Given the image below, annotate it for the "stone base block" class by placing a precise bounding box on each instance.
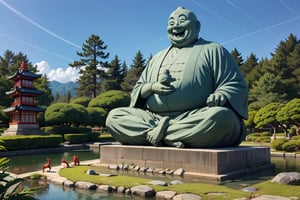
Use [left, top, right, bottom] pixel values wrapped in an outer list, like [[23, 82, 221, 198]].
[[3, 124, 44, 135], [100, 145, 274, 181]]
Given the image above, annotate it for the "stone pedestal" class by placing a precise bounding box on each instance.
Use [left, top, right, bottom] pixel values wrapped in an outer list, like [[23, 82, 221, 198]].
[[3, 124, 44, 135], [100, 145, 274, 181]]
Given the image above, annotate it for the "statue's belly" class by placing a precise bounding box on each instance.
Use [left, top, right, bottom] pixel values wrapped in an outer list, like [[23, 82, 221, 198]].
[[146, 84, 210, 113]]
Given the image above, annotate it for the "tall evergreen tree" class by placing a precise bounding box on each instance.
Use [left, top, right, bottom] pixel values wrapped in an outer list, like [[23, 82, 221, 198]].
[[249, 72, 287, 110], [101, 55, 125, 92], [231, 48, 244, 68], [121, 50, 146, 92], [35, 74, 54, 107], [269, 33, 299, 100], [286, 42, 300, 98], [242, 53, 259, 87], [70, 34, 109, 98]]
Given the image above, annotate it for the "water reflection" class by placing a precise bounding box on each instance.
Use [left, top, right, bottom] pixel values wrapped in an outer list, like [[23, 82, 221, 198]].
[[29, 180, 147, 200], [7, 149, 99, 174]]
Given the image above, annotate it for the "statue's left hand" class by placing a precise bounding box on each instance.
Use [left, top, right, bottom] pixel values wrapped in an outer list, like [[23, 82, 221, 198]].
[[206, 93, 227, 107]]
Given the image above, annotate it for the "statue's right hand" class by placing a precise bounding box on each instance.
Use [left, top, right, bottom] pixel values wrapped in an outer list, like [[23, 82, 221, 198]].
[[151, 82, 175, 95]]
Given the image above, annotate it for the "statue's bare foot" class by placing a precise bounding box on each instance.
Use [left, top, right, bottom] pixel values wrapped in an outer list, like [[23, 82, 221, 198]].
[[147, 117, 170, 146], [174, 141, 185, 148]]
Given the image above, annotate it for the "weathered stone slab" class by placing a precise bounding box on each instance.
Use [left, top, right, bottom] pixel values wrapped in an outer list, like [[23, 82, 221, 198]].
[[75, 181, 97, 190], [173, 193, 201, 200], [156, 190, 177, 199], [130, 185, 155, 197], [100, 145, 274, 181]]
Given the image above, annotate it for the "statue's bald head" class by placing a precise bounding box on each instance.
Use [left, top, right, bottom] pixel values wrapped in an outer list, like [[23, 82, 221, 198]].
[[167, 7, 201, 47]]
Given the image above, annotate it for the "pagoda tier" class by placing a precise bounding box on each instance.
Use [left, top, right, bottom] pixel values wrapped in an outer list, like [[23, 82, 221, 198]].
[[3, 61, 45, 135]]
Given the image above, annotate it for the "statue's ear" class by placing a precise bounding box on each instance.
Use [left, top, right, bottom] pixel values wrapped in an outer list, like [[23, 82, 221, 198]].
[[196, 20, 201, 33]]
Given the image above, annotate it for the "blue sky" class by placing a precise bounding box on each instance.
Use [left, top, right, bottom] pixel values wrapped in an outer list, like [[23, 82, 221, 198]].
[[0, 0, 299, 83]]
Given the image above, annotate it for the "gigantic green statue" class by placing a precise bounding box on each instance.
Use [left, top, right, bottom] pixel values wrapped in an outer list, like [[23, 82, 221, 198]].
[[106, 7, 248, 148]]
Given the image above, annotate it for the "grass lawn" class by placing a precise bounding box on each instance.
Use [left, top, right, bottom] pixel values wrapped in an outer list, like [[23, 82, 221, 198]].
[[59, 166, 300, 200]]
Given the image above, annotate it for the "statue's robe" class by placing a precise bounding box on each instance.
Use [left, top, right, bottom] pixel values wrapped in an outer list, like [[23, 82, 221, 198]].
[[106, 38, 248, 147]]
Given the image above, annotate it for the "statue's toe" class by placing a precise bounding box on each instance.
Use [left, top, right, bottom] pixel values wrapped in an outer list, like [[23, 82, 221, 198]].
[[174, 141, 185, 148]]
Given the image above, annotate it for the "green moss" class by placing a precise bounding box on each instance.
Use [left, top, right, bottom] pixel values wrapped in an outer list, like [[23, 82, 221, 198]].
[[59, 166, 248, 199], [59, 166, 300, 199], [253, 181, 300, 197], [59, 166, 151, 188]]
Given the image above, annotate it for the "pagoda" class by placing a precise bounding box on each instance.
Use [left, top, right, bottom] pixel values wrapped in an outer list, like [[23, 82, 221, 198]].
[[3, 61, 45, 135]]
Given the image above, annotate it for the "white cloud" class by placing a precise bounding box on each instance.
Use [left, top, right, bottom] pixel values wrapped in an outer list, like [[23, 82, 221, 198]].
[[35, 60, 79, 83]]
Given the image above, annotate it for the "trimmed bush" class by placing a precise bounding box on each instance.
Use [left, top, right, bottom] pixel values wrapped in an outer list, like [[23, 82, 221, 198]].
[[64, 134, 88, 144], [282, 140, 298, 152], [86, 131, 100, 142], [43, 126, 91, 135], [291, 136, 300, 140], [271, 138, 289, 150], [246, 133, 270, 143], [0, 135, 63, 151], [261, 132, 271, 136]]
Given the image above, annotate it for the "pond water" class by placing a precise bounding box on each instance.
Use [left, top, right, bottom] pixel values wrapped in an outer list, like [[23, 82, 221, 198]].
[[5, 148, 300, 199], [7, 149, 99, 174], [30, 180, 144, 200]]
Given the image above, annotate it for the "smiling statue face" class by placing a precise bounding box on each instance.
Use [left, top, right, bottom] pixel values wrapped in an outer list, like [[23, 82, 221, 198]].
[[167, 7, 200, 48]]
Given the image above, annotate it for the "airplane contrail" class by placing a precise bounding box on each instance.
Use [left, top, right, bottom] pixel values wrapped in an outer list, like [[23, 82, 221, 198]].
[[221, 15, 300, 45], [0, 32, 74, 62], [0, 0, 81, 49], [280, 0, 299, 17], [226, 0, 281, 40], [190, 0, 245, 33]]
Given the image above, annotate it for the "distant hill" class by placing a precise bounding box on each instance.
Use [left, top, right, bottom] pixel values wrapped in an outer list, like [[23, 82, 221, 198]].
[[49, 81, 78, 97]]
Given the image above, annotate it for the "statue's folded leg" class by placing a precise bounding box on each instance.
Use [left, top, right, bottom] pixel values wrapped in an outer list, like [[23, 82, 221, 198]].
[[106, 107, 155, 145], [163, 107, 244, 148]]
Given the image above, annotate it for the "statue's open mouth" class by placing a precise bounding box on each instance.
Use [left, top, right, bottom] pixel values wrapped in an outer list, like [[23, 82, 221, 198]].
[[174, 30, 185, 37]]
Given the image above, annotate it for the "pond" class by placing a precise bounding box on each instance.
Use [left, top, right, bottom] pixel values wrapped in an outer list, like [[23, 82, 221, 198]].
[[30, 180, 144, 200], [5, 148, 300, 199], [7, 149, 100, 174]]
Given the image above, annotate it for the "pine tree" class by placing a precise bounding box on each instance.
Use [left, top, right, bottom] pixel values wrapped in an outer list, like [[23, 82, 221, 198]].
[[287, 42, 300, 98], [121, 50, 146, 92], [242, 53, 259, 87], [35, 74, 54, 106], [101, 55, 126, 92], [269, 33, 299, 100], [249, 72, 287, 110], [231, 48, 244, 67], [70, 34, 109, 98]]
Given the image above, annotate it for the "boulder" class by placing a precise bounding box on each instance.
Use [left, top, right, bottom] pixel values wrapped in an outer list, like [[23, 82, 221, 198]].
[[130, 185, 155, 197], [75, 181, 97, 190], [156, 190, 176, 199], [271, 172, 300, 185], [173, 193, 201, 200]]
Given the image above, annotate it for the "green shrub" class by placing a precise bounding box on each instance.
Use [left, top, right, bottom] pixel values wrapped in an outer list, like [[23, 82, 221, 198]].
[[254, 136, 270, 143], [271, 138, 289, 150], [43, 126, 91, 135], [0, 135, 63, 151], [261, 131, 271, 136], [282, 140, 298, 152], [295, 139, 300, 148], [64, 134, 88, 144], [246, 133, 270, 143], [86, 131, 100, 142], [291, 136, 300, 140]]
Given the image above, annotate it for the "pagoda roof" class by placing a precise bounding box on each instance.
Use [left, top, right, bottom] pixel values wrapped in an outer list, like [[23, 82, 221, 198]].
[[6, 87, 44, 96], [3, 105, 45, 113], [8, 69, 42, 80]]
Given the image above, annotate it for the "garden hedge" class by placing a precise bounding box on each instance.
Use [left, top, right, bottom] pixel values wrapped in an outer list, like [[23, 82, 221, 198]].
[[64, 134, 88, 144], [0, 135, 63, 151]]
